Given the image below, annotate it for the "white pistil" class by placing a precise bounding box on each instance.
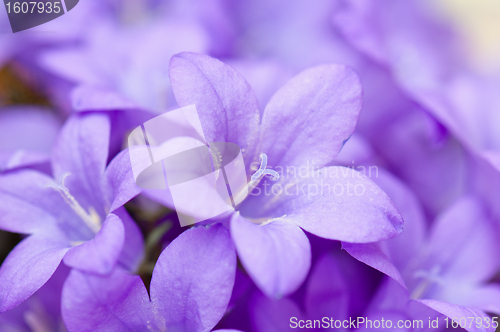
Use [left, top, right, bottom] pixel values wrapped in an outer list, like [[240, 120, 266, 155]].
[[251, 153, 280, 182], [46, 173, 102, 234], [232, 153, 280, 206]]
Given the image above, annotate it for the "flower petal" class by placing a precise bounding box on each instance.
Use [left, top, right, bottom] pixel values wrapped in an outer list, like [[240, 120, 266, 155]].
[[0, 236, 69, 312], [416, 299, 494, 332], [169, 52, 261, 167], [259, 64, 362, 168], [71, 85, 140, 111], [342, 171, 427, 288], [63, 214, 125, 275], [0, 170, 60, 234], [62, 268, 152, 332], [103, 149, 142, 213], [459, 284, 500, 316], [425, 196, 500, 286], [51, 112, 110, 216], [245, 166, 403, 243], [0, 106, 61, 172], [114, 208, 145, 273], [342, 242, 406, 289], [150, 223, 236, 332], [250, 292, 305, 332], [230, 214, 311, 298], [305, 254, 348, 321]]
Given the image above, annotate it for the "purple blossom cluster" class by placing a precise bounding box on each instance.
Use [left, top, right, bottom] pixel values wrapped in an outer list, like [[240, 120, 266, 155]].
[[1, 0, 500, 331]]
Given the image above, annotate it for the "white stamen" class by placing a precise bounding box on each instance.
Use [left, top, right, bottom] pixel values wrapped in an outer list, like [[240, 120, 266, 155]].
[[46, 173, 101, 234]]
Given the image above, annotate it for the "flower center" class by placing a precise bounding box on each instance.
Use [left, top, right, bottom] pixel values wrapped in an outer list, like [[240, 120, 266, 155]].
[[410, 265, 443, 299], [47, 174, 102, 235]]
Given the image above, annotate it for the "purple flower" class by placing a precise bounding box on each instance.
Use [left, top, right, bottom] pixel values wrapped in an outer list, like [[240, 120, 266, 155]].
[[0, 112, 143, 312], [144, 52, 403, 298], [359, 278, 460, 332], [333, 0, 500, 176], [343, 172, 500, 331], [61, 223, 238, 332]]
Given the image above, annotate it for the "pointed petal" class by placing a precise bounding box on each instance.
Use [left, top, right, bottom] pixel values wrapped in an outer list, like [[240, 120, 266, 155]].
[[342, 242, 406, 289], [62, 268, 152, 332], [245, 166, 403, 243], [0, 236, 69, 312], [63, 214, 124, 275], [51, 113, 110, 215], [259, 64, 362, 168], [416, 299, 494, 332], [103, 149, 142, 213], [342, 171, 426, 288], [169, 52, 261, 166], [150, 223, 236, 332], [231, 214, 310, 298], [374, 170, 427, 268]]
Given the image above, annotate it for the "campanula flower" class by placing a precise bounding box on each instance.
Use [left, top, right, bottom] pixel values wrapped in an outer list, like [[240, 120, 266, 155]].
[[0, 112, 143, 312], [144, 52, 403, 298], [343, 172, 500, 331]]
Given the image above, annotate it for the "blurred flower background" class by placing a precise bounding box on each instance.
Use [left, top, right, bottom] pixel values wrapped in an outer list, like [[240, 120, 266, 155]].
[[1, 0, 500, 331]]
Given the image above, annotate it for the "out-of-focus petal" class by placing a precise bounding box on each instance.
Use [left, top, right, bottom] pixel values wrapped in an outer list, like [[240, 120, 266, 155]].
[[305, 254, 348, 321], [460, 284, 500, 316], [250, 293, 305, 332], [425, 197, 500, 287], [230, 213, 311, 298], [150, 223, 236, 332], [416, 299, 494, 332], [0, 106, 61, 172], [71, 85, 140, 111], [259, 64, 362, 168], [0, 236, 69, 312], [63, 214, 124, 275]]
